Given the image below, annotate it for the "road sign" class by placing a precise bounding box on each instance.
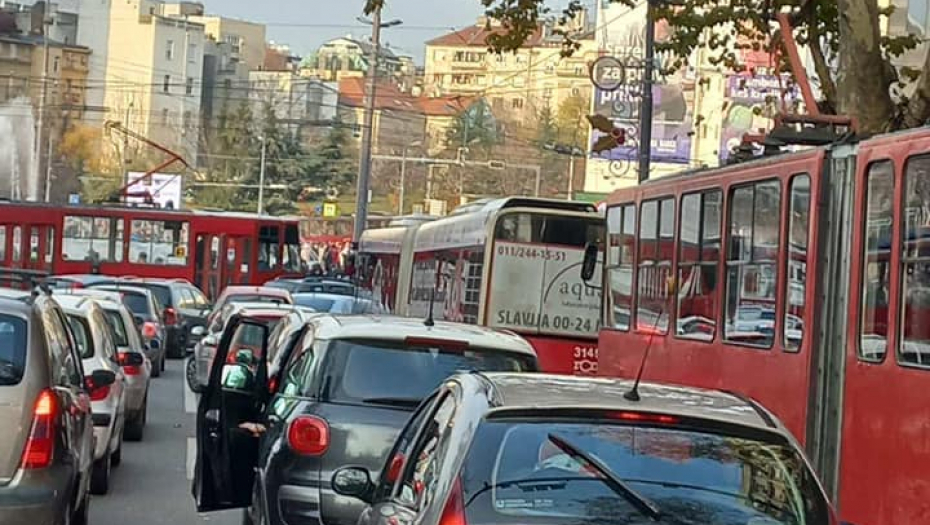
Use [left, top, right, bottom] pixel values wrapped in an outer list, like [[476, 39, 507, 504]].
[[68, 193, 80, 205], [323, 203, 339, 218], [590, 56, 626, 92]]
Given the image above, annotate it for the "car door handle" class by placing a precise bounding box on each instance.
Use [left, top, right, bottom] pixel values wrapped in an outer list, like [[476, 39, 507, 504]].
[[205, 409, 220, 424]]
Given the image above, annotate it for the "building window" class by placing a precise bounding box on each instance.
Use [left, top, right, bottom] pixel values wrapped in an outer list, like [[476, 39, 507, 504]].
[[183, 110, 192, 127], [53, 56, 59, 73], [900, 155, 930, 367], [163, 75, 171, 93], [188, 43, 197, 63], [637, 198, 675, 334], [724, 179, 782, 348], [513, 76, 526, 88], [511, 98, 524, 110], [166, 39, 175, 60], [186, 77, 194, 95], [859, 161, 893, 362], [161, 109, 170, 125], [677, 190, 722, 341], [607, 204, 636, 330], [784, 174, 811, 351]]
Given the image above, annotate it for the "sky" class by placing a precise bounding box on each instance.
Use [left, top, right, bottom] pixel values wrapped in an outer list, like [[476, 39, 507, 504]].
[[206, 0, 487, 63]]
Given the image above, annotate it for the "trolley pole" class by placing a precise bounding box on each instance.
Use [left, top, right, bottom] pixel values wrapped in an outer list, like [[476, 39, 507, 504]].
[[257, 136, 267, 215], [638, 0, 656, 184]]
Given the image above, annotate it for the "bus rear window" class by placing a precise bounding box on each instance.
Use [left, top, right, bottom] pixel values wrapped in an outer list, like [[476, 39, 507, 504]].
[[494, 213, 604, 248], [0, 315, 27, 385]]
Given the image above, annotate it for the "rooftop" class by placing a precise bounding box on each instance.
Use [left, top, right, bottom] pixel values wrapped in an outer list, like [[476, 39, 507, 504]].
[[426, 22, 545, 48], [339, 77, 476, 116]]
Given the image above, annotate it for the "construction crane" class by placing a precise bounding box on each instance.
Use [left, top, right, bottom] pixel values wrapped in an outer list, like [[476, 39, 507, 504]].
[[103, 120, 191, 205]]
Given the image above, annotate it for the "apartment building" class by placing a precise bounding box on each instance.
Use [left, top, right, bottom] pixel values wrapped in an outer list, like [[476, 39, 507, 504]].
[[249, 70, 338, 133], [76, 0, 205, 161], [424, 15, 596, 128], [161, 2, 266, 71], [303, 35, 416, 88]]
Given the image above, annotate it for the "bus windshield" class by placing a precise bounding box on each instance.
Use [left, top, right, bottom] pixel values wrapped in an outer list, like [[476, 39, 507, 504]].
[[488, 212, 604, 338]]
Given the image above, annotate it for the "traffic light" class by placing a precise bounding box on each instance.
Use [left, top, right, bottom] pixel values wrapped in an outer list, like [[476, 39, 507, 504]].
[[587, 114, 626, 153]]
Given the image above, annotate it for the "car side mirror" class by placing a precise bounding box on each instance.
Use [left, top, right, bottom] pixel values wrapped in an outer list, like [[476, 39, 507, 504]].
[[332, 467, 373, 502], [191, 326, 206, 337], [581, 242, 599, 282], [85, 369, 117, 391]]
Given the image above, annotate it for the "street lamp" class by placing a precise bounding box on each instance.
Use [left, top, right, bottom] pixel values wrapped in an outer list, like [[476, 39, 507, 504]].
[[398, 140, 422, 215]]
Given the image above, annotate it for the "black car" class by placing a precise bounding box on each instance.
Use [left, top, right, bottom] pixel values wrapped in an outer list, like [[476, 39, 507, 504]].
[[122, 278, 212, 357], [329, 373, 840, 525], [193, 316, 539, 525]]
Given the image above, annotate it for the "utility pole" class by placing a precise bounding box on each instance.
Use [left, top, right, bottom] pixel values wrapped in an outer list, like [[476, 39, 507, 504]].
[[44, 126, 54, 202], [258, 136, 267, 215], [35, 2, 50, 202], [638, 0, 656, 184], [398, 147, 407, 215], [353, 7, 402, 243], [567, 152, 575, 201]]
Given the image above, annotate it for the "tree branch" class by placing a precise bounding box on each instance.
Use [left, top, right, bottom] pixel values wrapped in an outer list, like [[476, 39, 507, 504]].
[[902, 48, 930, 128], [806, 5, 838, 111]]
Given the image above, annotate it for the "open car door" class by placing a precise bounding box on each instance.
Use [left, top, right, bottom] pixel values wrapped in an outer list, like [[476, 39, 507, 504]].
[[192, 314, 271, 512]]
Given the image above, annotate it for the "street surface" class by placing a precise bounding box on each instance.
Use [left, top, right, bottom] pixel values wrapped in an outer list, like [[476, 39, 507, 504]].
[[90, 360, 240, 525]]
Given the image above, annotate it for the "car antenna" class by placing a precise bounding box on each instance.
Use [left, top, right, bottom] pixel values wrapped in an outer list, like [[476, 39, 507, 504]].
[[425, 289, 435, 327], [625, 279, 675, 402]]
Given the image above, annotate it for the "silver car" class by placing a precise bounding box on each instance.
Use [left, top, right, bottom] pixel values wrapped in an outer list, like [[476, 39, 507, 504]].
[[55, 295, 127, 496]]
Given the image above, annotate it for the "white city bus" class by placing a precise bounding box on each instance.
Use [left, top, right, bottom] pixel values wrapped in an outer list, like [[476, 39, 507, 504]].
[[359, 198, 605, 374]]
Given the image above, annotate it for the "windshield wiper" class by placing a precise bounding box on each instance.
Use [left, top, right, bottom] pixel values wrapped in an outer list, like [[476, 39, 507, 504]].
[[547, 433, 661, 520], [362, 397, 422, 408]]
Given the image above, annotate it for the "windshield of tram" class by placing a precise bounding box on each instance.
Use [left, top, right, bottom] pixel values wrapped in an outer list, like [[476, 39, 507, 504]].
[[486, 212, 604, 338]]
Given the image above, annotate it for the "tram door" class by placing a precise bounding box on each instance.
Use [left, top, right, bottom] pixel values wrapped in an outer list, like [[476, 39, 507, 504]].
[[224, 236, 253, 286], [2, 224, 55, 273], [195, 234, 224, 301]]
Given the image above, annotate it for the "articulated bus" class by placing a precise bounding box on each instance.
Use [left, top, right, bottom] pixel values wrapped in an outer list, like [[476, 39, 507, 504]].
[[359, 198, 605, 374], [591, 127, 930, 525], [0, 201, 303, 299]]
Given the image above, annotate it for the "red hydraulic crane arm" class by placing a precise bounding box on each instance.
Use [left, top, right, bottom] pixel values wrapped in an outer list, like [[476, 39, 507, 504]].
[[105, 120, 191, 201]]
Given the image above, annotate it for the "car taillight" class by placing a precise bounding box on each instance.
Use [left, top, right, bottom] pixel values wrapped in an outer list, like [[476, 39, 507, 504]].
[[89, 384, 111, 401], [268, 375, 279, 394], [610, 411, 679, 425], [438, 477, 466, 525], [287, 416, 329, 456], [386, 452, 405, 483], [142, 321, 158, 339], [21, 390, 57, 469], [164, 307, 178, 326], [118, 353, 142, 376]]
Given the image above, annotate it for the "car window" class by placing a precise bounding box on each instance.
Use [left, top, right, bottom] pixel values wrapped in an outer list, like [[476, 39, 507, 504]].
[[278, 343, 315, 397], [108, 292, 149, 316], [93, 310, 118, 361], [461, 420, 832, 525], [189, 287, 209, 307], [103, 309, 130, 347], [49, 308, 83, 387], [66, 314, 94, 359], [176, 288, 193, 308], [397, 394, 458, 509], [0, 314, 28, 385], [373, 393, 440, 501], [141, 285, 172, 308], [323, 339, 535, 404]]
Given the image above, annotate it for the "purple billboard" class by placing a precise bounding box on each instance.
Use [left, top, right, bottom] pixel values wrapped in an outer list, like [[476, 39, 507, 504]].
[[719, 75, 797, 163], [591, 82, 694, 165]]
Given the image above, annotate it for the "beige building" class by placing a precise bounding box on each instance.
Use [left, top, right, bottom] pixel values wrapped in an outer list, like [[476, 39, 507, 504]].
[[423, 16, 596, 128], [76, 0, 206, 161], [162, 3, 266, 72]]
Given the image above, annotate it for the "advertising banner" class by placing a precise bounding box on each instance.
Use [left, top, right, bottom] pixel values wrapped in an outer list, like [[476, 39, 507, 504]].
[[125, 172, 183, 209], [719, 75, 796, 163], [486, 242, 602, 338]]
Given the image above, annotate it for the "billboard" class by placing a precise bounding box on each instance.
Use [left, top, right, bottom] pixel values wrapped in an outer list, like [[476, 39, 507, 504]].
[[719, 75, 796, 164], [125, 172, 183, 209], [591, 82, 694, 164]]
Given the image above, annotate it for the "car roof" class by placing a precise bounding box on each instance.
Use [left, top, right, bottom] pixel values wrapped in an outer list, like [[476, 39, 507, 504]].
[[54, 294, 104, 314], [473, 373, 779, 433], [223, 286, 291, 297], [294, 292, 359, 301], [238, 305, 317, 318], [90, 284, 153, 296], [0, 295, 34, 316], [308, 315, 536, 356]]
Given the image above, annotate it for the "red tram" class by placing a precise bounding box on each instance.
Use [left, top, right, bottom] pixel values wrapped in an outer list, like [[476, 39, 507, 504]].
[[594, 128, 930, 525], [0, 201, 303, 299]]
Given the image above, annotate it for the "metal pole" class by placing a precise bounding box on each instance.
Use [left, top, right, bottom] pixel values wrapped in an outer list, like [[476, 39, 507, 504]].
[[353, 4, 382, 243], [638, 0, 655, 184], [426, 164, 434, 201], [44, 130, 53, 202], [567, 154, 575, 201], [534, 166, 541, 197], [258, 137, 266, 215], [398, 147, 406, 215], [35, 3, 50, 202]]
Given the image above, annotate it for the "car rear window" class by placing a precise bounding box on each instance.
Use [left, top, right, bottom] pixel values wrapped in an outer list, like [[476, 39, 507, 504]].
[[228, 294, 288, 305], [293, 295, 335, 312], [0, 315, 27, 385], [103, 309, 129, 347], [460, 420, 831, 525], [66, 315, 94, 359], [323, 339, 535, 405], [120, 293, 150, 316], [134, 284, 172, 308]]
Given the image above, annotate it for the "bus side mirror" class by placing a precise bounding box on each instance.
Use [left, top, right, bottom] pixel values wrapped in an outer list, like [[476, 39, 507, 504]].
[[581, 243, 599, 282]]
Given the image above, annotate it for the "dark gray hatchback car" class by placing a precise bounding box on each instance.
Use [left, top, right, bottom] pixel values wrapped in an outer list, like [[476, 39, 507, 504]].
[[193, 315, 539, 525], [0, 291, 117, 525]]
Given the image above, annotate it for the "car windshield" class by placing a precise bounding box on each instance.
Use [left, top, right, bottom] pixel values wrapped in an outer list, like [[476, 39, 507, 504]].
[[265, 281, 298, 292], [103, 309, 130, 347], [323, 339, 536, 404], [66, 315, 94, 359], [461, 420, 831, 525], [0, 314, 27, 385]]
